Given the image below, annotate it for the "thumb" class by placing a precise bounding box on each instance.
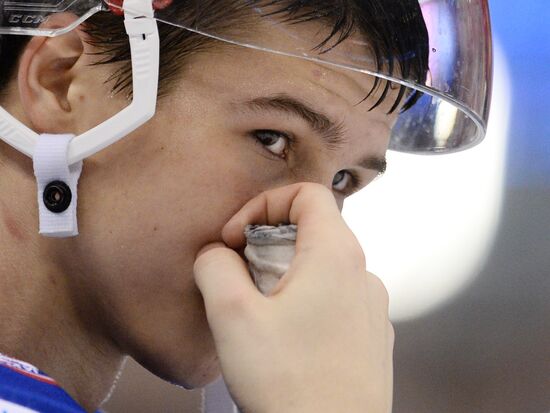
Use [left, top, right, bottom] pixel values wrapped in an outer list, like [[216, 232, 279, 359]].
[[194, 242, 263, 322]]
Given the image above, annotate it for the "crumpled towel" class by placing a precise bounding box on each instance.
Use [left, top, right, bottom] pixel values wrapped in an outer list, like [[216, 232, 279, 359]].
[[244, 224, 297, 296]]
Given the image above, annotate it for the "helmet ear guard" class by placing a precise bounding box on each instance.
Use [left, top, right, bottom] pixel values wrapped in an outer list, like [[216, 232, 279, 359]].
[[0, 0, 160, 237]]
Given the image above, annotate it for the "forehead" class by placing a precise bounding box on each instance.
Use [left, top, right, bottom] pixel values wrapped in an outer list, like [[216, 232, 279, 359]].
[[172, 44, 397, 163], [184, 40, 402, 126], [193, 12, 406, 118]]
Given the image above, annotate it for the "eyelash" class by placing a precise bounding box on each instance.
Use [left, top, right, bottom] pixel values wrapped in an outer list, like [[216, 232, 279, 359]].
[[341, 170, 363, 195], [250, 129, 363, 195]]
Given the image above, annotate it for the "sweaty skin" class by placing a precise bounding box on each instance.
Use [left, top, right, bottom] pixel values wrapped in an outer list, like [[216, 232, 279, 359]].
[[0, 13, 398, 412]]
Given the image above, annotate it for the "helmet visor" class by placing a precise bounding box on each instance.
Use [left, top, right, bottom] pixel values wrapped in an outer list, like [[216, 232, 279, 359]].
[[120, 0, 493, 154], [0, 0, 103, 36], [1, 0, 493, 154]]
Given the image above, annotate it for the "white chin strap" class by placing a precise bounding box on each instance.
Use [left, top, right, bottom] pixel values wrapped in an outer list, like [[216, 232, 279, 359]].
[[0, 0, 159, 237], [33, 134, 83, 237]]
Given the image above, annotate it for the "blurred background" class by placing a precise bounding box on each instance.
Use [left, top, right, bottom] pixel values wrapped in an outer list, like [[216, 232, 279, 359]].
[[105, 0, 550, 411]]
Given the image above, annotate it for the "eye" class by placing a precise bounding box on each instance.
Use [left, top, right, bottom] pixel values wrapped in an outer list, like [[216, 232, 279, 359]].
[[252, 131, 365, 195], [333, 170, 361, 194], [251, 130, 292, 159]]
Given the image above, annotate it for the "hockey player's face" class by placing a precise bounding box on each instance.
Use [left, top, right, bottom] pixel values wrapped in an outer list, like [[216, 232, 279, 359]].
[[69, 35, 400, 387]]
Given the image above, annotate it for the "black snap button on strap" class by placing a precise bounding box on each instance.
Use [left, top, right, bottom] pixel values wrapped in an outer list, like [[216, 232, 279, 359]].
[[43, 181, 72, 213]]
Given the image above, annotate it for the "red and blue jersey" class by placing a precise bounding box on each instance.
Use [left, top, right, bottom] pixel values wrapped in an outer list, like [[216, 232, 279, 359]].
[[0, 353, 100, 413]]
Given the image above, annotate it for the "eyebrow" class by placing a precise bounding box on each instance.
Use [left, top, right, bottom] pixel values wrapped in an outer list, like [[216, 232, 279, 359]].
[[239, 94, 387, 174]]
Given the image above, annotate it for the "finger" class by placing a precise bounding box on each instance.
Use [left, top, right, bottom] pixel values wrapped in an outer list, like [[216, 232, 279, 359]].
[[194, 243, 264, 324], [366, 272, 391, 318], [222, 183, 353, 255], [223, 184, 303, 247]]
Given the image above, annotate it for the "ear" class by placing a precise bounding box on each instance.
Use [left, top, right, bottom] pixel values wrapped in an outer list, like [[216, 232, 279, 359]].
[[18, 13, 88, 134]]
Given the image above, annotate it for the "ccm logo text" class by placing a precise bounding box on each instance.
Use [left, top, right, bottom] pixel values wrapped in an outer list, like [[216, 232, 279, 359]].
[[8, 14, 48, 25]]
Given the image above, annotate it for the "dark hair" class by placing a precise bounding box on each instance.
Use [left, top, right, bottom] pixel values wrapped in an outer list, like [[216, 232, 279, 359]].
[[0, 0, 429, 113]]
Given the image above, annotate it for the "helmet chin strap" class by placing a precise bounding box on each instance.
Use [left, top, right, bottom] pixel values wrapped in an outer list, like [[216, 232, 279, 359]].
[[0, 0, 160, 237]]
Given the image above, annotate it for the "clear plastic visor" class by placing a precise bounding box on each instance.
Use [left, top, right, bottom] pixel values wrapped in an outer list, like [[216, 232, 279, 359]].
[[0, 0, 493, 154]]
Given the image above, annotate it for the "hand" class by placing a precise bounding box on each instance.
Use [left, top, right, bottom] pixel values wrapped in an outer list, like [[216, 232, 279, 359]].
[[193, 183, 394, 413]]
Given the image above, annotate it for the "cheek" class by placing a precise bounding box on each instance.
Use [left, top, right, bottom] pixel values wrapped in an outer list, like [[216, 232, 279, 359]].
[[66, 137, 258, 355], [79, 128, 276, 272]]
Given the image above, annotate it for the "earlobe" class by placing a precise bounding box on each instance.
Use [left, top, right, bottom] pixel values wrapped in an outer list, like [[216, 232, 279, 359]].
[[17, 13, 85, 134]]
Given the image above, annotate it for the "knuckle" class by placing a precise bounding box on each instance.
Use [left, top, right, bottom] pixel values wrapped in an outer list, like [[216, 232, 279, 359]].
[[325, 232, 366, 270], [194, 244, 225, 269], [388, 322, 396, 344], [367, 272, 390, 307], [193, 254, 211, 276], [339, 227, 366, 267], [321, 240, 366, 275], [193, 252, 209, 273], [348, 242, 367, 270]]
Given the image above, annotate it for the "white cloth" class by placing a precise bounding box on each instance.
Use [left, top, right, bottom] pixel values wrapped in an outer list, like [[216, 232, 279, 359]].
[[244, 224, 297, 295]]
